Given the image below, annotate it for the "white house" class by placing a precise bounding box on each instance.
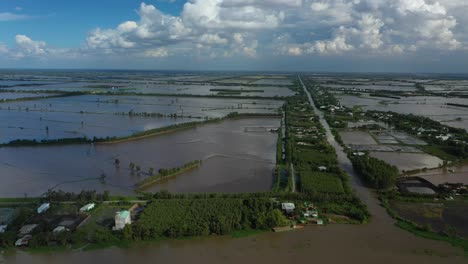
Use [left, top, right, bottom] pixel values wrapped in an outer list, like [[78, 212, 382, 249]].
[[281, 203, 295, 213], [0, 225, 7, 233], [53, 226, 68, 233], [19, 224, 38, 236], [37, 203, 50, 214], [15, 235, 32, 246], [317, 166, 327, 172], [113, 210, 131, 231], [79, 203, 95, 212]]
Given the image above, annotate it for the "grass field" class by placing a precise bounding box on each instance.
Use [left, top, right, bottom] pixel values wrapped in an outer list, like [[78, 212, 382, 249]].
[[299, 171, 345, 194]]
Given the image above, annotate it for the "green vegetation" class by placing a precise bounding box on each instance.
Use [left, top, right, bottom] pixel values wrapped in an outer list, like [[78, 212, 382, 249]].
[[380, 192, 468, 254], [299, 171, 345, 194], [396, 220, 468, 254], [351, 155, 399, 189], [135, 160, 202, 191], [419, 145, 459, 161], [43, 190, 110, 203], [279, 80, 369, 222], [366, 111, 468, 162], [135, 198, 288, 238], [209, 88, 264, 93]]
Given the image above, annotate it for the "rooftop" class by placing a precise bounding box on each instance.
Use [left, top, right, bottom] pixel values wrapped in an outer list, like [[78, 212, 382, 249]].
[[117, 210, 130, 218]]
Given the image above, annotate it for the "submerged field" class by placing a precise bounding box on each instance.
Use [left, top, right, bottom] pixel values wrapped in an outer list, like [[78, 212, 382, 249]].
[[0, 118, 279, 197], [336, 94, 468, 131], [0, 95, 282, 143]]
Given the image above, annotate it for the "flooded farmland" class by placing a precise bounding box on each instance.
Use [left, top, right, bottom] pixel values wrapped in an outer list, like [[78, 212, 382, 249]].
[[412, 162, 468, 185], [0, 95, 282, 142], [0, 118, 279, 197], [370, 152, 444, 172], [1, 73, 295, 98], [0, 92, 60, 100], [339, 131, 377, 145], [336, 94, 468, 131]]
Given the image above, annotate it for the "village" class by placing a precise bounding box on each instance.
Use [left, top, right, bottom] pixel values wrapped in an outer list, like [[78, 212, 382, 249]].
[[0, 195, 329, 248]]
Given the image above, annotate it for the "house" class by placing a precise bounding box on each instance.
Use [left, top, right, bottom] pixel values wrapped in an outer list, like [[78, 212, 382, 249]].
[[0, 225, 7, 233], [15, 235, 32, 247], [37, 203, 50, 214], [113, 210, 131, 231], [317, 166, 327, 172], [53, 226, 68, 233], [317, 219, 324, 225], [19, 224, 38, 236], [436, 134, 451, 141], [79, 203, 95, 213], [281, 203, 295, 214], [311, 210, 319, 218]]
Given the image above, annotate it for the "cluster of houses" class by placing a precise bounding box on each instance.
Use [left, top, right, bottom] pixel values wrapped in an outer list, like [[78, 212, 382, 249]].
[[14, 202, 95, 247], [320, 104, 344, 113], [371, 112, 467, 146], [439, 183, 468, 196], [6, 200, 143, 247], [280, 202, 324, 226]]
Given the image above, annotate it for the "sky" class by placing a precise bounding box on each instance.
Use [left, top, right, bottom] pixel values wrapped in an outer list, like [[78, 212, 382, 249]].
[[0, 0, 467, 72]]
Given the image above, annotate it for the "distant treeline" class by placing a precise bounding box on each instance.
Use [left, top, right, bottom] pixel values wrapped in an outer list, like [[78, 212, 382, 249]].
[[0, 91, 84, 103], [447, 103, 468, 108], [209, 88, 264, 93], [44, 190, 110, 203], [369, 93, 401, 99], [1, 88, 286, 100]]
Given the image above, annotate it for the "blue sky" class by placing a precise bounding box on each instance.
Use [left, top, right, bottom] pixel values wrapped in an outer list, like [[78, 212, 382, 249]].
[[0, 0, 184, 47], [1, 0, 467, 72]]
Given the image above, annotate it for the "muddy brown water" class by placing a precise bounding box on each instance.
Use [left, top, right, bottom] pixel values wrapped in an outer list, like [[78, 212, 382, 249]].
[[0, 118, 279, 197], [413, 162, 468, 185]]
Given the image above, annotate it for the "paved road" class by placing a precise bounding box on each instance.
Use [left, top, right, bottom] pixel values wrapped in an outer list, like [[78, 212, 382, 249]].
[[290, 163, 296, 192]]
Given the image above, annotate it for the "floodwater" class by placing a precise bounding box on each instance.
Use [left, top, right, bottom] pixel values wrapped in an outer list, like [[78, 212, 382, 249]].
[[413, 163, 468, 185], [0, 95, 282, 142], [337, 95, 468, 131], [0, 118, 279, 197], [370, 152, 443, 172], [7, 81, 294, 97], [0, 92, 60, 100], [0, 110, 196, 143], [1, 95, 283, 118], [339, 131, 377, 145], [3, 219, 466, 264]]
